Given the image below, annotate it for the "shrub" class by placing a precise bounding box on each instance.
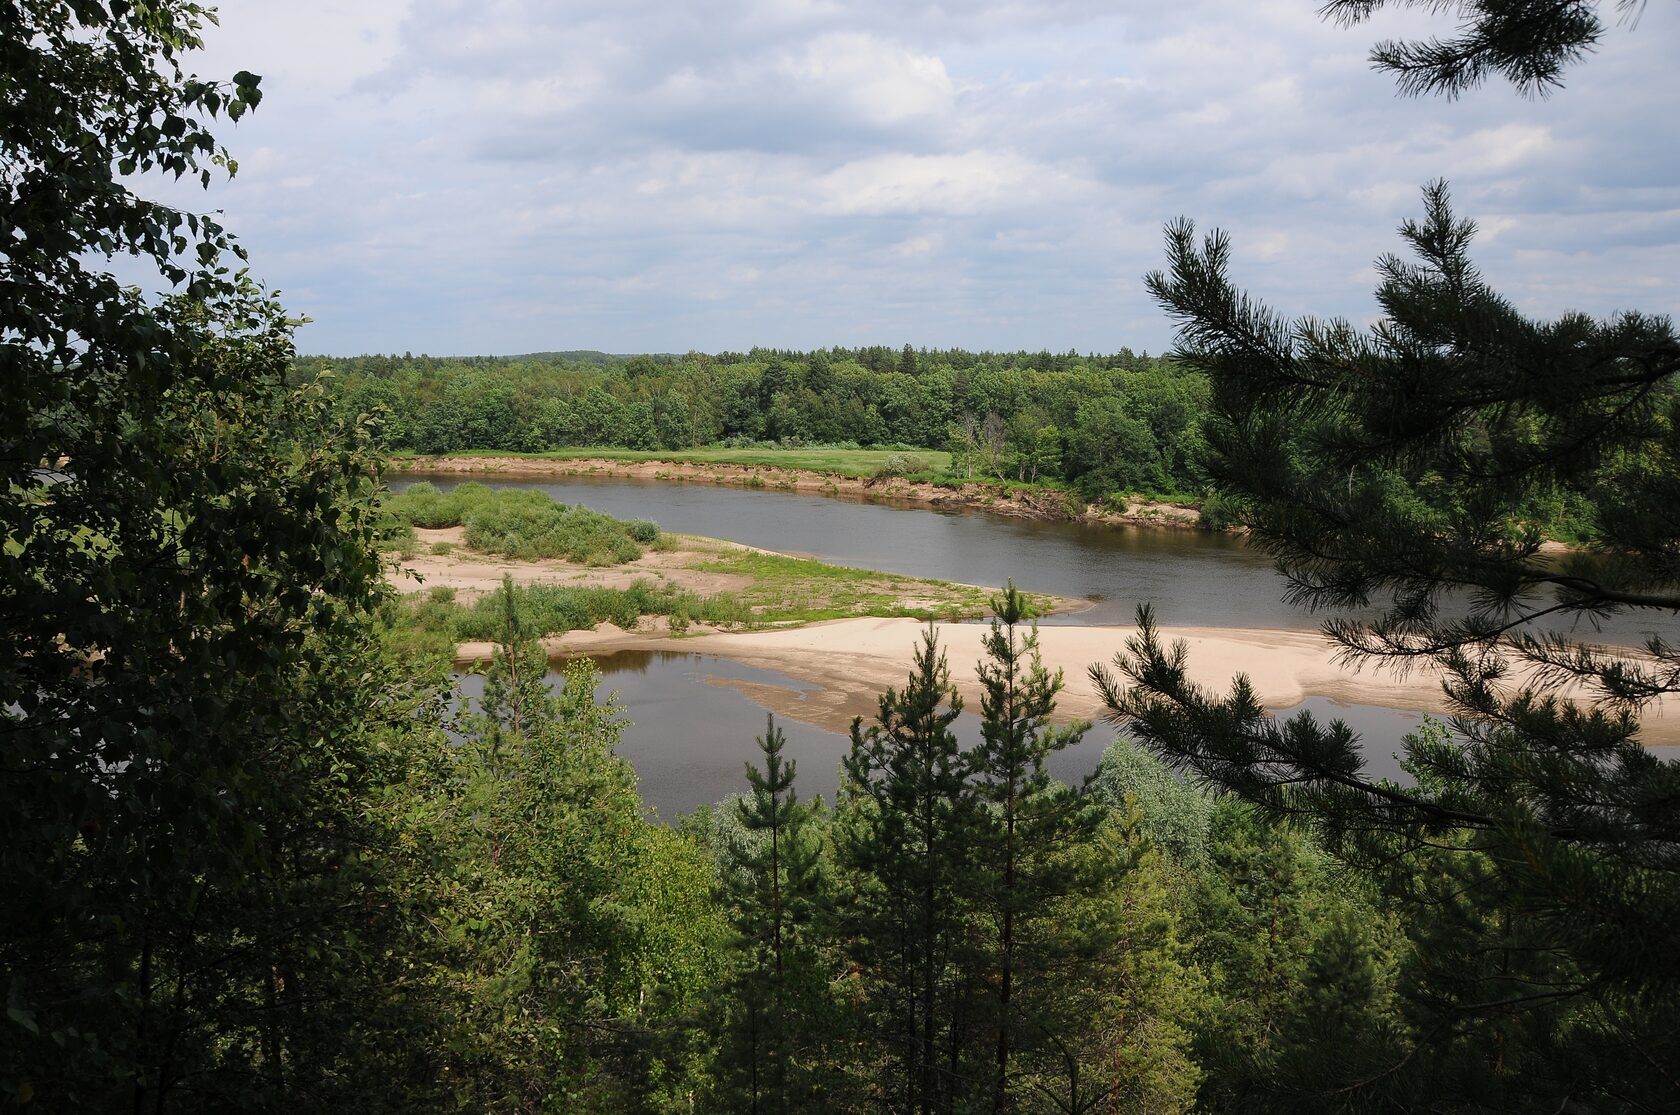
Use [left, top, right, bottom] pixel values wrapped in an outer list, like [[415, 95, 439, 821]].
[[389, 484, 647, 565], [626, 519, 660, 544], [1197, 491, 1245, 532], [1091, 737, 1216, 866], [444, 580, 755, 641], [874, 452, 932, 478], [379, 518, 418, 551]]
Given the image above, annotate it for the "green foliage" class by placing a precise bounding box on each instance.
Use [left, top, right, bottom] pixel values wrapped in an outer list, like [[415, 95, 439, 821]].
[[315, 347, 1215, 499], [387, 482, 646, 565], [968, 585, 1114, 1109], [0, 4, 433, 1109], [1194, 490, 1243, 532], [872, 452, 933, 478], [447, 580, 752, 640], [698, 600, 1268, 1112], [1109, 170, 1680, 1103], [835, 625, 983, 1111], [1101, 492, 1131, 515], [1179, 802, 1403, 1110], [14, 0, 1640, 1107], [1323, 0, 1629, 99], [711, 717, 836, 1112], [693, 547, 1009, 624], [394, 589, 726, 1108], [1092, 736, 1217, 866]]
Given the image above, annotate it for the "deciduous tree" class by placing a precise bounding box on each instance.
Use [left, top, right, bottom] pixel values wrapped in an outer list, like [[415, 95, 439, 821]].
[[1, 3, 425, 1109]]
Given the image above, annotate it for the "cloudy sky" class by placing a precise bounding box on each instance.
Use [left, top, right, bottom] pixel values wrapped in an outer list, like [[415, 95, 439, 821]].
[[174, 0, 1680, 356]]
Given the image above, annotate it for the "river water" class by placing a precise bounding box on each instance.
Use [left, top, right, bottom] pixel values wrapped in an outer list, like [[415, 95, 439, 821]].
[[404, 472, 1573, 814], [399, 472, 1295, 628]]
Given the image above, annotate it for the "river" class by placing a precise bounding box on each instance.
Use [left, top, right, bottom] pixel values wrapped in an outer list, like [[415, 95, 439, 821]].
[[398, 472, 1296, 628], [401, 472, 1677, 816]]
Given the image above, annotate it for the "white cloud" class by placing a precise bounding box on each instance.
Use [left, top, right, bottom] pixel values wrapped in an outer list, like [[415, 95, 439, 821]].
[[1455, 124, 1557, 174], [891, 233, 943, 257], [815, 151, 1063, 215], [169, 0, 1680, 353], [778, 33, 955, 124]]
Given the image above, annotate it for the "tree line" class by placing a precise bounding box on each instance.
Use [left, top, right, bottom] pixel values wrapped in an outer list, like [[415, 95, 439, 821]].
[[310, 346, 1215, 501]]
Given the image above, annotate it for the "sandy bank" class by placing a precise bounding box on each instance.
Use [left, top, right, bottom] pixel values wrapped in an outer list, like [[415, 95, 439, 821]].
[[396, 455, 1205, 530], [453, 616, 1680, 747]]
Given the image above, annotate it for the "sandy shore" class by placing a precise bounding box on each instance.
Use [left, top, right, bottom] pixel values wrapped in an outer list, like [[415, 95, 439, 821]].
[[393, 484, 1667, 749], [452, 616, 1680, 747]]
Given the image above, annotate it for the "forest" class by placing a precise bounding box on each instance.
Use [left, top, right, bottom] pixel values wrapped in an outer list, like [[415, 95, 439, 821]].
[[310, 346, 1215, 502], [5, 1, 1678, 1113]]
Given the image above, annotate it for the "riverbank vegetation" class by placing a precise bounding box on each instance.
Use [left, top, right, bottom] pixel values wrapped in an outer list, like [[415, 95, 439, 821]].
[[322, 346, 1600, 537], [380, 489, 1041, 665], [377, 484, 1037, 661], [393, 444, 955, 480]]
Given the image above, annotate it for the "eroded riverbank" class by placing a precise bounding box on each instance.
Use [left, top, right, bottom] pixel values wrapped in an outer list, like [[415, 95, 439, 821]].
[[396, 454, 1206, 530]]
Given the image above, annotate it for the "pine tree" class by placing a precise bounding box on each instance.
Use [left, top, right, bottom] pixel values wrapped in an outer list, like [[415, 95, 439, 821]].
[[1322, 0, 1639, 99], [1089, 3, 1680, 1101], [476, 574, 555, 766], [836, 624, 981, 1113], [1098, 18, 1680, 1093], [968, 585, 1106, 1111], [717, 715, 829, 1113]]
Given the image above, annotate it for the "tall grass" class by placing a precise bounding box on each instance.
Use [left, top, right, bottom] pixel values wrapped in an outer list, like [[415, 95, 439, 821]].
[[385, 579, 755, 650], [453, 581, 751, 639]]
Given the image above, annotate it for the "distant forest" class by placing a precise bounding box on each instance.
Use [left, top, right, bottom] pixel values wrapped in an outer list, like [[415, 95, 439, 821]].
[[306, 346, 1213, 500]]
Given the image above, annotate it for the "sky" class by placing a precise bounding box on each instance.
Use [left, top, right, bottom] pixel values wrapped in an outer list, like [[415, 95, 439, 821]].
[[167, 0, 1680, 356]]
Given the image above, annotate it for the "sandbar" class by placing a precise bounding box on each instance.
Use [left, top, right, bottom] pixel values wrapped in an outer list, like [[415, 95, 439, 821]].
[[454, 616, 1680, 748]]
